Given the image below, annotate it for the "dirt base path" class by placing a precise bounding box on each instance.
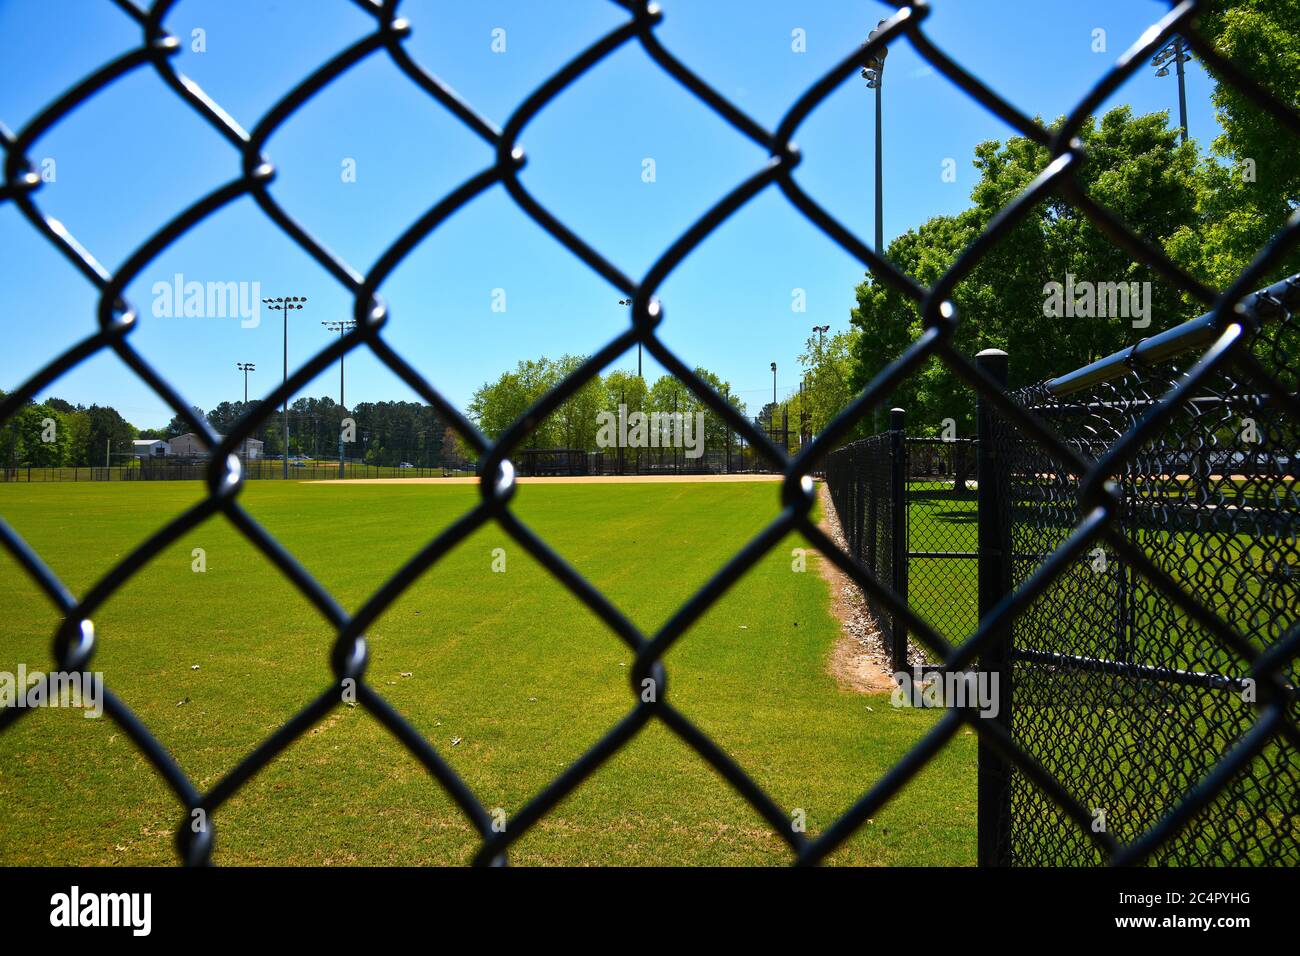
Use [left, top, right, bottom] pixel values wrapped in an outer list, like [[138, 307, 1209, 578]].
[[814, 483, 900, 695]]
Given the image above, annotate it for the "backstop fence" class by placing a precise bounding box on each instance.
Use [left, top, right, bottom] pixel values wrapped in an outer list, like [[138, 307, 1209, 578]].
[[2, 0, 1298, 867]]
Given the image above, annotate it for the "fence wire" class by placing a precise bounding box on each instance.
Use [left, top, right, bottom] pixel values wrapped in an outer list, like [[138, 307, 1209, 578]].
[[2, 0, 1299, 866]]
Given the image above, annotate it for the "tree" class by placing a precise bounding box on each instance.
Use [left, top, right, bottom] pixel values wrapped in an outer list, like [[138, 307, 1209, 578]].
[[440, 428, 468, 469], [468, 358, 560, 448], [4, 403, 69, 465], [467, 358, 743, 463], [688, 366, 745, 453], [603, 369, 649, 422], [797, 328, 861, 439], [206, 401, 251, 436], [549, 355, 606, 451], [851, 106, 1207, 434], [167, 407, 205, 438], [1166, 0, 1300, 288], [84, 405, 136, 466]]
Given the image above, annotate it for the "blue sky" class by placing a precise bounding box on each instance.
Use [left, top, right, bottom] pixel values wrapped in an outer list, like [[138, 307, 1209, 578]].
[[0, 0, 1221, 428]]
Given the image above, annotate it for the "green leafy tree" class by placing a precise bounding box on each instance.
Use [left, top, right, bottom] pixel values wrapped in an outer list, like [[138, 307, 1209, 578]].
[[85, 405, 136, 466], [797, 328, 861, 439], [166, 407, 205, 438], [851, 106, 1205, 433], [1167, 0, 1300, 287]]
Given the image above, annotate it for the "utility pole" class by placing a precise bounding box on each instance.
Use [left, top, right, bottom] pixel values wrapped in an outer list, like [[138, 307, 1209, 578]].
[[1153, 37, 1192, 143], [262, 295, 307, 478], [862, 19, 890, 252], [236, 362, 255, 470], [618, 298, 641, 378], [322, 319, 356, 478]]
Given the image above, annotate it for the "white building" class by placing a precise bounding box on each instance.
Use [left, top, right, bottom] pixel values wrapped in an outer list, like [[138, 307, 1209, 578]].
[[170, 433, 264, 460], [131, 439, 170, 459]]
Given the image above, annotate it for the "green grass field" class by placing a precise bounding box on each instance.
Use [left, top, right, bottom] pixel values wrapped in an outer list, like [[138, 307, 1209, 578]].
[[0, 479, 975, 866], [904, 480, 979, 653]]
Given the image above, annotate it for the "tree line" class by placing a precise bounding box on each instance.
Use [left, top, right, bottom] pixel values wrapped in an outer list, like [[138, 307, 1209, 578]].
[[1, 390, 457, 469], [466, 356, 750, 455]]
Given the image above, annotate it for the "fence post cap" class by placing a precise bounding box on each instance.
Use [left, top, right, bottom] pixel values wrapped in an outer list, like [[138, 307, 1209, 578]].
[[890, 406, 905, 414], [976, 348, 1008, 358]]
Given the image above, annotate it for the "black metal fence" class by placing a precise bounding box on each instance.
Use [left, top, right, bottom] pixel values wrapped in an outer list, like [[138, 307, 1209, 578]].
[[2, 0, 1298, 867], [827, 283, 1299, 866], [989, 289, 1300, 866], [824, 419, 980, 672], [825, 424, 902, 668]]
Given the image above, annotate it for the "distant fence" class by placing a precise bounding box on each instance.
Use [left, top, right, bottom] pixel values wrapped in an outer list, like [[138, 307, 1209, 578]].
[[509, 445, 791, 476], [1, 460, 469, 481], [824, 415, 976, 673]]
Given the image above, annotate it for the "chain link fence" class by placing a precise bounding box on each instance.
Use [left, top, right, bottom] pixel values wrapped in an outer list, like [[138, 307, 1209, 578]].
[[993, 283, 1300, 865], [2, 0, 1298, 866], [905, 437, 978, 650], [825, 429, 901, 667], [824, 426, 979, 671]]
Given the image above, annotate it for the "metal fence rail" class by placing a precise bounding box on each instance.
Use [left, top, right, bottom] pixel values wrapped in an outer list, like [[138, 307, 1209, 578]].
[[2, 0, 1298, 866]]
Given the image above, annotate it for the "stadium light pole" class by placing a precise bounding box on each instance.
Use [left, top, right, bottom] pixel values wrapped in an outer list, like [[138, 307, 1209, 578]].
[[236, 362, 255, 469], [770, 361, 777, 441], [322, 319, 357, 478], [812, 323, 829, 348], [1152, 37, 1192, 143], [262, 295, 307, 478], [862, 19, 889, 252], [618, 298, 641, 378]]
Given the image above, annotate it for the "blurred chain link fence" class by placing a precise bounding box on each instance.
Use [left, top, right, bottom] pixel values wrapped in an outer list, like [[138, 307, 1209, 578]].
[[2, 0, 1298, 865]]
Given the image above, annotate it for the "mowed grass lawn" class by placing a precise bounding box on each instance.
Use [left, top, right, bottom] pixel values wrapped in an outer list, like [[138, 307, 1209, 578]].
[[0, 480, 974, 866]]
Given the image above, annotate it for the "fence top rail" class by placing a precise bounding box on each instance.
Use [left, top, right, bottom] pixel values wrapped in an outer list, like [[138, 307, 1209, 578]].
[[1043, 274, 1300, 398]]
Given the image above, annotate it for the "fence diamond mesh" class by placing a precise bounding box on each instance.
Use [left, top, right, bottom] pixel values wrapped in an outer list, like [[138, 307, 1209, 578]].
[[2, 0, 1298, 866]]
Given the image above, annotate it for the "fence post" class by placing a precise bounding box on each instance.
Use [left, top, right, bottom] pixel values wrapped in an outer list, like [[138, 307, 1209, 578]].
[[976, 348, 1012, 867], [889, 407, 908, 674]]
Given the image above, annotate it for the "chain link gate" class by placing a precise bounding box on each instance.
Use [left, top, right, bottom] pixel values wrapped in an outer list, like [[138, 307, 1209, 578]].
[[2, 0, 1299, 866]]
